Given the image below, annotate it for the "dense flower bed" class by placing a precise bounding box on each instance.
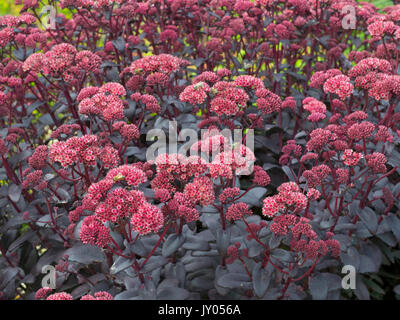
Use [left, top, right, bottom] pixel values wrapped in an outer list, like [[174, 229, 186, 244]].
[[0, 0, 400, 300]]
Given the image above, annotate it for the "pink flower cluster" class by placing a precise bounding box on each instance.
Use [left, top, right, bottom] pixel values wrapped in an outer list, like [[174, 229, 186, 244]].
[[302, 164, 331, 188], [129, 54, 189, 75], [210, 81, 249, 115], [226, 202, 252, 221], [39, 289, 113, 300], [129, 92, 161, 114], [50, 124, 81, 139], [23, 43, 102, 81], [310, 69, 342, 88], [365, 152, 387, 173], [323, 75, 354, 100], [28, 145, 48, 169], [256, 88, 282, 114], [80, 215, 112, 247], [270, 215, 341, 260], [184, 176, 215, 206], [280, 140, 302, 164], [80, 291, 114, 300], [368, 20, 397, 37], [22, 169, 47, 190], [342, 149, 363, 166], [302, 97, 327, 122], [46, 292, 73, 300], [164, 192, 200, 223], [306, 128, 334, 151], [79, 164, 163, 236], [130, 202, 164, 236], [347, 121, 375, 140], [252, 165, 271, 186], [153, 153, 208, 186], [180, 81, 211, 105], [219, 187, 241, 203], [347, 57, 400, 100], [191, 131, 230, 154]]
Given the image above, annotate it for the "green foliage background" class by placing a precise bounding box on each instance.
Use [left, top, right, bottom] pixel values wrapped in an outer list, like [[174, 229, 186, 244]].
[[0, 0, 396, 15]]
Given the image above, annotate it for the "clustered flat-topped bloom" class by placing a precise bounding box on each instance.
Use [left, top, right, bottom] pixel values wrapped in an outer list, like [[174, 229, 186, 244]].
[[163, 191, 200, 223], [79, 164, 164, 237], [302, 97, 327, 122], [112, 121, 140, 140], [150, 153, 216, 223], [208, 142, 256, 178], [233, 75, 265, 90], [270, 214, 341, 261], [23, 43, 102, 82], [262, 182, 311, 218], [179, 81, 211, 105], [349, 57, 392, 79], [343, 110, 369, 123], [226, 202, 252, 221], [129, 54, 189, 75], [21, 169, 47, 190], [80, 291, 114, 300], [343, 149, 363, 167], [80, 215, 112, 247], [193, 71, 221, 84], [367, 19, 397, 38], [210, 81, 250, 115], [367, 74, 400, 101], [184, 176, 216, 206], [152, 129, 256, 183], [323, 74, 354, 100], [61, 0, 125, 9], [280, 140, 302, 165], [180, 73, 282, 116], [150, 145, 263, 223], [3, 0, 400, 302], [49, 135, 119, 168], [310, 69, 354, 101], [46, 292, 73, 300], [306, 128, 335, 151], [347, 121, 375, 141], [252, 165, 271, 186], [310, 69, 342, 88], [152, 153, 208, 184], [365, 152, 387, 173], [50, 124, 81, 139], [131, 92, 161, 114], [0, 13, 36, 27], [78, 83, 126, 121], [346, 57, 400, 100], [28, 145, 48, 169], [255, 87, 282, 114], [0, 13, 41, 49], [38, 288, 113, 300], [190, 130, 231, 154], [302, 164, 331, 188]]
